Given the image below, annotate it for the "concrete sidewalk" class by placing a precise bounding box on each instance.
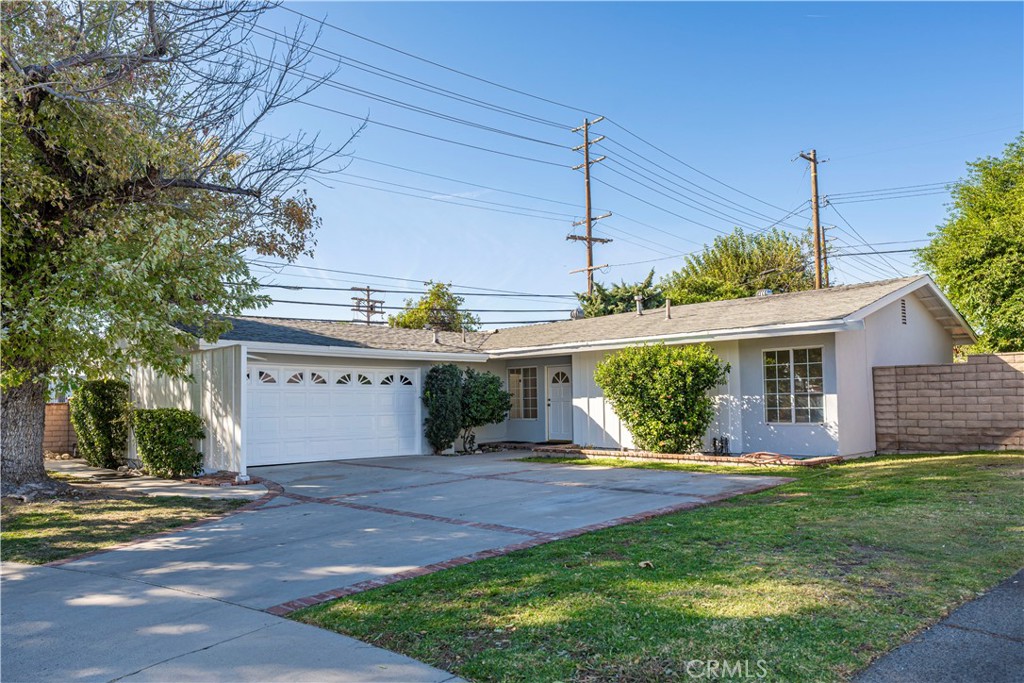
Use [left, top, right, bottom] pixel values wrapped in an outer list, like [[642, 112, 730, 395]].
[[855, 569, 1024, 682], [1, 562, 461, 682]]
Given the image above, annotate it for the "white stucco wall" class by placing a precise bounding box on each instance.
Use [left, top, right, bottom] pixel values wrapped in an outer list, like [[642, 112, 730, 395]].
[[864, 292, 956, 367], [571, 349, 636, 449], [131, 344, 246, 475], [737, 333, 840, 457], [834, 292, 958, 456]]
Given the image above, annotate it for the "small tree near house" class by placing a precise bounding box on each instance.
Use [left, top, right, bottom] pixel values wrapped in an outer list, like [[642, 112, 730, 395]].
[[594, 343, 729, 454], [460, 368, 512, 453], [422, 365, 511, 454]]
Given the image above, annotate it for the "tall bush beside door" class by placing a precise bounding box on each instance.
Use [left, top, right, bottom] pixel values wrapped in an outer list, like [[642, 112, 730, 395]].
[[422, 364, 464, 454], [595, 343, 729, 453], [68, 379, 130, 468], [423, 364, 511, 454]]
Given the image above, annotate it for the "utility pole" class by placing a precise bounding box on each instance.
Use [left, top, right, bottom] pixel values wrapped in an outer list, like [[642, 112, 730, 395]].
[[821, 225, 830, 288], [799, 149, 823, 289], [350, 286, 384, 325], [567, 116, 612, 296]]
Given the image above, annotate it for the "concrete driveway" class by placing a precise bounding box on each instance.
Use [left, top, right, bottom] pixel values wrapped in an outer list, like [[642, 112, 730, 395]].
[[2, 452, 788, 682]]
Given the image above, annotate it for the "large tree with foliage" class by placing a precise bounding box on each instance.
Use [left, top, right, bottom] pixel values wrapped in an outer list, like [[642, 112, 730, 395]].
[[917, 134, 1024, 352], [660, 228, 815, 304], [388, 282, 480, 332], [1, 2, 354, 494], [577, 269, 665, 318]]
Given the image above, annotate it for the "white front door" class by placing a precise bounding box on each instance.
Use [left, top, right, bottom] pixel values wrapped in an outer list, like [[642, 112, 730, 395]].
[[546, 365, 573, 442]]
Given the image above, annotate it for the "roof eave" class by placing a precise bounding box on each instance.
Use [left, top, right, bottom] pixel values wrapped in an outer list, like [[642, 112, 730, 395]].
[[485, 319, 865, 358], [843, 275, 978, 344], [200, 339, 491, 363]]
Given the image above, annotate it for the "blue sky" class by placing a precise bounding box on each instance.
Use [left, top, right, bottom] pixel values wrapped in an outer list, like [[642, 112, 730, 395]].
[[251, 1, 1023, 326]]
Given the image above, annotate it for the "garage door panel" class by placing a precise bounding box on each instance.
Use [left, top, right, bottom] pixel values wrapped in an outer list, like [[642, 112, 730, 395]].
[[247, 364, 420, 465], [250, 418, 279, 438], [307, 416, 332, 434]]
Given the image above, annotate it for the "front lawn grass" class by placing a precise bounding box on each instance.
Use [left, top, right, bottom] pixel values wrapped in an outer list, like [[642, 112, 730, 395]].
[[1, 485, 247, 564], [295, 452, 1024, 682]]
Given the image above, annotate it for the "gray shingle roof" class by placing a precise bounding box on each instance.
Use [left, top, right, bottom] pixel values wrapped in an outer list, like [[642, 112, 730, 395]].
[[216, 316, 490, 354], [217, 277, 935, 355], [480, 277, 923, 351]]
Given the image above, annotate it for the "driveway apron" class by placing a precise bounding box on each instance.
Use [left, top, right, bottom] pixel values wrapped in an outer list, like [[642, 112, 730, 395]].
[[3, 452, 788, 681]]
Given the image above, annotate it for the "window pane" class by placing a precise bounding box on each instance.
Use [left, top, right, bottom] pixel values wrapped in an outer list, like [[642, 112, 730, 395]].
[[795, 408, 811, 423], [808, 348, 822, 363], [808, 394, 824, 409], [795, 394, 809, 408], [508, 369, 523, 419], [793, 349, 808, 364], [808, 408, 825, 423]]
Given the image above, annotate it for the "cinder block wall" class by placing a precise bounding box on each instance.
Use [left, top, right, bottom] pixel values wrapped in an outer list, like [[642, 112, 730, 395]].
[[874, 353, 1024, 453], [43, 402, 77, 454]]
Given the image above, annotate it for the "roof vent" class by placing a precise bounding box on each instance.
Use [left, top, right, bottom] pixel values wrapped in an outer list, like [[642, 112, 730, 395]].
[[755, 288, 773, 297], [665, 299, 672, 320], [635, 294, 644, 316], [570, 307, 584, 320]]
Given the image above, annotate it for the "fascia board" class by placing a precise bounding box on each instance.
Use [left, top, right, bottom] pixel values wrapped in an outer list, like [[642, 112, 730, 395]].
[[200, 340, 490, 363], [486, 319, 863, 358]]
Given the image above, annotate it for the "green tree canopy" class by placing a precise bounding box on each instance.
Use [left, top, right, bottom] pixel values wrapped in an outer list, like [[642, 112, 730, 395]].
[[577, 269, 665, 317], [1, 2, 353, 493], [917, 134, 1024, 352], [388, 282, 480, 332], [660, 228, 815, 304]]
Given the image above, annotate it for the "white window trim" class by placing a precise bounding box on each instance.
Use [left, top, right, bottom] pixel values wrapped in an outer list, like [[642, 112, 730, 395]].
[[762, 345, 825, 426], [508, 366, 539, 421]]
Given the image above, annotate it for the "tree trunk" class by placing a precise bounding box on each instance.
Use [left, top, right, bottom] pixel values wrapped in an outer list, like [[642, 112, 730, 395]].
[[1, 374, 50, 495]]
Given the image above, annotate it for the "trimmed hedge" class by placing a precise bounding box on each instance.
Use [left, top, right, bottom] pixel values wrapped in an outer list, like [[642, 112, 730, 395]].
[[133, 408, 205, 478], [594, 343, 729, 453], [68, 379, 130, 468]]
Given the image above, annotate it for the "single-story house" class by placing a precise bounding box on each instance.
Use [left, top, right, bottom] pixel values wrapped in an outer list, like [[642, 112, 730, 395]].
[[130, 275, 974, 476]]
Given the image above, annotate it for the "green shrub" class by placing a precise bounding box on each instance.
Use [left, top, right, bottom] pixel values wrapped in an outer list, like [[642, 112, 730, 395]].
[[133, 408, 205, 478], [68, 379, 130, 468], [594, 343, 729, 453], [423, 364, 463, 454], [459, 368, 512, 452]]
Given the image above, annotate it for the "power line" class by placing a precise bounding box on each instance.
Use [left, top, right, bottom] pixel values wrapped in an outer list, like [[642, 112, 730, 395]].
[[603, 119, 792, 213], [597, 137, 807, 230], [830, 248, 920, 256], [233, 45, 571, 150], [281, 93, 568, 168], [826, 204, 904, 277], [250, 24, 570, 130], [828, 181, 954, 198], [273, 299, 571, 314], [310, 175, 570, 222], [826, 190, 950, 205], [322, 172, 576, 218], [346, 155, 593, 209], [277, 4, 792, 221], [277, 5, 598, 118], [250, 259, 578, 298], [269, 299, 563, 325]]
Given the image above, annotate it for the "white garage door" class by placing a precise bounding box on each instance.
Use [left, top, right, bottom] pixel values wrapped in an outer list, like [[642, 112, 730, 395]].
[[246, 365, 421, 466]]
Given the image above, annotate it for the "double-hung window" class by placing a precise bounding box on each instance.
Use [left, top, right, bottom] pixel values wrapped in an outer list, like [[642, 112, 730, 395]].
[[763, 348, 824, 424], [508, 367, 538, 419]]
